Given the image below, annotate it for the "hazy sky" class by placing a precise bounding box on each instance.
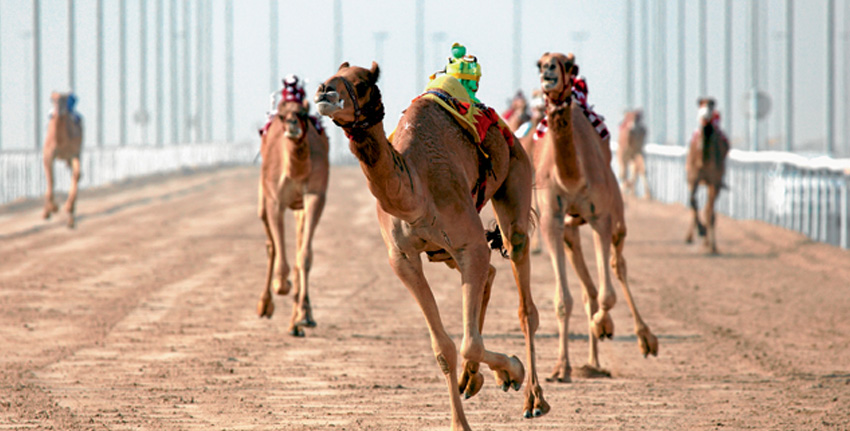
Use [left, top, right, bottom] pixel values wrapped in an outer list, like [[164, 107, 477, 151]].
[[0, 0, 848, 157]]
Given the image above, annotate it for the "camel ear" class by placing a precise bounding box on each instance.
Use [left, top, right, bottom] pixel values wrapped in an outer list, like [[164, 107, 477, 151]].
[[569, 64, 579, 77], [338, 62, 350, 71], [369, 61, 380, 84]]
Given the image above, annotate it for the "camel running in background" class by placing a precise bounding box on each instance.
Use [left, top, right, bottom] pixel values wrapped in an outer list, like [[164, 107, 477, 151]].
[[685, 97, 729, 254], [316, 62, 548, 430], [42, 92, 83, 228], [617, 109, 651, 198], [256, 77, 330, 337], [534, 52, 658, 383]]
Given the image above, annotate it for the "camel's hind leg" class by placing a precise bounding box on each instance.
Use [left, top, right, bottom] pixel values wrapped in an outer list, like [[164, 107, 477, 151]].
[[42, 154, 58, 219], [65, 157, 81, 228], [562, 224, 610, 378], [610, 223, 659, 357], [491, 155, 549, 418], [257, 198, 276, 318], [685, 182, 706, 243], [387, 248, 471, 431], [705, 183, 720, 254], [288, 193, 326, 336]]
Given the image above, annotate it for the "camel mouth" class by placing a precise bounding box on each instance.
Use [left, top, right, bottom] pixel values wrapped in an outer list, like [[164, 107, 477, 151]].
[[315, 91, 343, 117], [284, 127, 303, 140], [540, 74, 559, 91]]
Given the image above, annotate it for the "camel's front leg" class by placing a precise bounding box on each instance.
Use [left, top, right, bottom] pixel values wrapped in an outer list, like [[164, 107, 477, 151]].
[[685, 182, 704, 243], [563, 224, 610, 378], [267, 201, 291, 297], [65, 157, 81, 228], [539, 206, 574, 383], [705, 184, 719, 254], [610, 226, 659, 357], [257, 201, 276, 318], [289, 193, 325, 336], [589, 216, 616, 340], [42, 154, 58, 219], [457, 264, 495, 400], [636, 153, 651, 199], [387, 248, 470, 431]]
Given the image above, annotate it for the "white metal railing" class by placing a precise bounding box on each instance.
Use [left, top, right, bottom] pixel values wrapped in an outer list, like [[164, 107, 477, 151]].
[[0, 142, 256, 206], [638, 143, 850, 249]]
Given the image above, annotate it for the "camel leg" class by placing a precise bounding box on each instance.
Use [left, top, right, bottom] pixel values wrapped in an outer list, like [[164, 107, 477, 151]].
[[387, 248, 471, 431], [257, 199, 276, 318], [617, 156, 629, 195], [266, 200, 291, 297], [705, 184, 719, 254], [64, 157, 81, 228], [457, 264, 495, 400], [289, 193, 326, 335], [589, 216, 616, 340], [636, 153, 651, 199], [610, 225, 659, 357], [563, 224, 610, 378], [42, 154, 58, 219], [685, 182, 705, 243], [529, 187, 543, 255], [491, 165, 549, 418], [539, 206, 573, 382]]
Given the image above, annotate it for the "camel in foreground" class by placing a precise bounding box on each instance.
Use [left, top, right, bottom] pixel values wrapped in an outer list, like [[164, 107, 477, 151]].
[[534, 52, 658, 382], [685, 97, 729, 254], [256, 77, 330, 337], [43, 92, 83, 228], [617, 109, 651, 198], [316, 62, 547, 430]]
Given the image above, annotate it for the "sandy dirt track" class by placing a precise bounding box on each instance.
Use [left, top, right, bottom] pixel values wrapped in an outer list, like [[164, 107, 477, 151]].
[[1, 165, 849, 431]]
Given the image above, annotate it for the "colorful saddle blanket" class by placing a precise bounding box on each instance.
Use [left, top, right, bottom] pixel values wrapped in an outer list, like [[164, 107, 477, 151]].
[[391, 75, 514, 148], [390, 75, 516, 212]]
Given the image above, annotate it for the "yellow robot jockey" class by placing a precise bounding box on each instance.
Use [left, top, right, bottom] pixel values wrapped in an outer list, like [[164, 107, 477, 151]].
[[430, 43, 482, 103]]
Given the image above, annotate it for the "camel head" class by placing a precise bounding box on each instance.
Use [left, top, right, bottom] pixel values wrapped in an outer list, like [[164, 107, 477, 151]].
[[537, 52, 577, 105], [697, 98, 716, 126], [50, 92, 73, 116], [315, 62, 384, 130], [276, 101, 309, 141]]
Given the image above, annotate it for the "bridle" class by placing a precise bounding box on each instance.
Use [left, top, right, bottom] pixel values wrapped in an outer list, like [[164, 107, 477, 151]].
[[327, 75, 384, 134]]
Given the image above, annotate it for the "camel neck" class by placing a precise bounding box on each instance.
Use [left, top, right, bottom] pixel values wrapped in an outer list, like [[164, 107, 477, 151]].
[[284, 135, 311, 181], [347, 122, 422, 220], [546, 105, 583, 184]]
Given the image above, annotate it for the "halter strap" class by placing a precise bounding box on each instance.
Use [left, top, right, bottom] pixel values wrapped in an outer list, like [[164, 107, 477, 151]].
[[331, 76, 384, 135]]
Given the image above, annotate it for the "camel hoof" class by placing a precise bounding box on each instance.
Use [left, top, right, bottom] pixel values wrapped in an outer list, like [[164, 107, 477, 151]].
[[591, 311, 615, 339], [289, 327, 305, 337], [273, 279, 292, 295], [461, 371, 483, 399], [573, 364, 611, 379], [298, 318, 317, 328], [257, 298, 274, 318], [684, 235, 693, 244], [545, 365, 572, 383], [638, 328, 659, 358]]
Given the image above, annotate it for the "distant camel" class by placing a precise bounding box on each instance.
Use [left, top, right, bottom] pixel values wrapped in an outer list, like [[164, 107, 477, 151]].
[[685, 97, 729, 254], [535, 52, 658, 382], [256, 76, 330, 337], [42, 92, 83, 228], [502, 90, 530, 133], [316, 62, 548, 430], [617, 109, 651, 198]]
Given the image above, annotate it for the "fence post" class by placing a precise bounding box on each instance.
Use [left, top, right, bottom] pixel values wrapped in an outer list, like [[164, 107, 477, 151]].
[[841, 174, 848, 249]]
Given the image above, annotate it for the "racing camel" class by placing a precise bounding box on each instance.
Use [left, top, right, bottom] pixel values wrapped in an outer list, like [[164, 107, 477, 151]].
[[685, 97, 729, 254], [315, 62, 547, 430], [42, 92, 83, 228], [534, 52, 658, 382], [256, 76, 330, 337], [617, 109, 651, 198]]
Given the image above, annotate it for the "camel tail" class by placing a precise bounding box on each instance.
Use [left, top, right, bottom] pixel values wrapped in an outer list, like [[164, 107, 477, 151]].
[[485, 222, 509, 259]]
